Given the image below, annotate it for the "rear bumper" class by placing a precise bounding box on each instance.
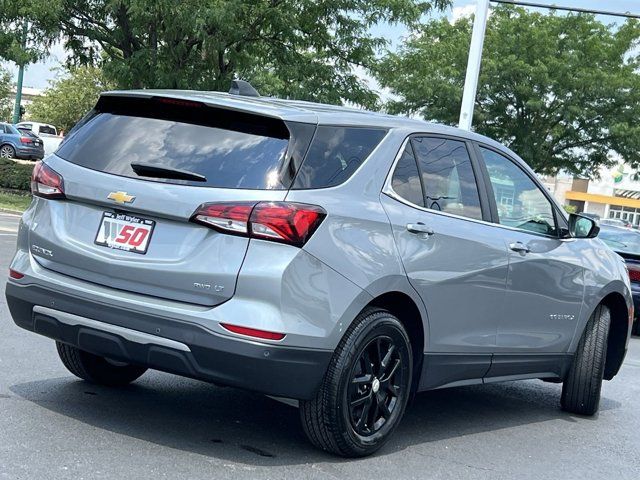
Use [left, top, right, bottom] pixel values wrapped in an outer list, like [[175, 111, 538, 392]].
[[15, 146, 44, 160], [5, 281, 332, 399]]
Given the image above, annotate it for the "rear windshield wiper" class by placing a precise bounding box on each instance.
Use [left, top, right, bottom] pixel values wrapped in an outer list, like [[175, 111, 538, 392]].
[[130, 162, 207, 182]]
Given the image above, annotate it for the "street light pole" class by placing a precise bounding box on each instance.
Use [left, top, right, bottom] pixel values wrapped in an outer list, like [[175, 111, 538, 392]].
[[12, 21, 28, 125], [458, 0, 490, 131], [457, 0, 639, 131]]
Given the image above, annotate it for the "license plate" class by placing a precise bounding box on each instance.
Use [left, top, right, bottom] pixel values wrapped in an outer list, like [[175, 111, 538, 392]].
[[94, 212, 155, 254]]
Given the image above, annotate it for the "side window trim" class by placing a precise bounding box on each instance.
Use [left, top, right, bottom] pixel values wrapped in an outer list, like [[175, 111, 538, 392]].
[[385, 133, 492, 223], [473, 141, 564, 239]]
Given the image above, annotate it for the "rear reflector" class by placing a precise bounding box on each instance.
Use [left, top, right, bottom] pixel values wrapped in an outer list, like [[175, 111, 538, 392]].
[[220, 323, 286, 341], [31, 161, 65, 199], [191, 201, 326, 247], [9, 269, 24, 279]]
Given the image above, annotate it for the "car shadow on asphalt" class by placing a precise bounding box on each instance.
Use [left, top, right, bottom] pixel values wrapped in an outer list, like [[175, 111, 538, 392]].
[[10, 373, 621, 466]]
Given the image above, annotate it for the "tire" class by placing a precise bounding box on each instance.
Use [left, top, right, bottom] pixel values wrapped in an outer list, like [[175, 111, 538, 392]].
[[561, 304, 610, 416], [56, 341, 147, 387], [300, 308, 413, 457], [0, 144, 16, 159]]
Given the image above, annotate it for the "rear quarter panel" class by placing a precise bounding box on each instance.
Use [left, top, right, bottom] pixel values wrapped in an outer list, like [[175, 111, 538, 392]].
[[285, 128, 431, 350]]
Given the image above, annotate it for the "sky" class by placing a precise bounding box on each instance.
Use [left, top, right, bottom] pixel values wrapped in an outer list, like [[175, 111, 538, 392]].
[[2, 0, 639, 91]]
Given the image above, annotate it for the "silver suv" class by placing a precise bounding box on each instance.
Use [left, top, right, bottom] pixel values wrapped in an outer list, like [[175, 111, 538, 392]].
[[5, 87, 633, 457]]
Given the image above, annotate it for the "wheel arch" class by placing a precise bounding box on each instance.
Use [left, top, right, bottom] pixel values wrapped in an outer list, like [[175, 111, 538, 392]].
[[599, 291, 630, 380], [365, 290, 426, 393]]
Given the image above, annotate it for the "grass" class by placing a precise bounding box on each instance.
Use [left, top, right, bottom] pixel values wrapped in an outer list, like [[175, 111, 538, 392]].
[[0, 191, 31, 212]]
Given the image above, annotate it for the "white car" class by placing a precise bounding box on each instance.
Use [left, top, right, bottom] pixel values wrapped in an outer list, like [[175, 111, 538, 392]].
[[16, 122, 63, 157]]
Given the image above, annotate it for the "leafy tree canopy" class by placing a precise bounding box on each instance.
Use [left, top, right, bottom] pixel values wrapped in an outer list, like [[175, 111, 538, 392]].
[[28, 66, 114, 132], [377, 6, 640, 177], [0, 0, 54, 64], [8, 0, 450, 109], [0, 66, 13, 122]]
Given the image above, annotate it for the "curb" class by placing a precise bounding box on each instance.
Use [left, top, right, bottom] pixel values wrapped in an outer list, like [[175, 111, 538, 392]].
[[0, 208, 23, 216]]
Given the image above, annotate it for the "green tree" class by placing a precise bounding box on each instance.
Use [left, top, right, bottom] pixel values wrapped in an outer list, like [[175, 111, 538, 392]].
[[28, 66, 114, 132], [13, 0, 450, 108], [0, 66, 13, 122], [377, 6, 640, 176], [0, 1, 53, 64]]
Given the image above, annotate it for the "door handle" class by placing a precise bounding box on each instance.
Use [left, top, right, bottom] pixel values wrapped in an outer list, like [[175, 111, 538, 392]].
[[407, 223, 435, 236], [509, 241, 530, 254]]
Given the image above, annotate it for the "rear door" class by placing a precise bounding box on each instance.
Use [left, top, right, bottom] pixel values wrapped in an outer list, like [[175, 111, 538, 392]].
[[28, 95, 311, 306], [476, 145, 584, 354], [381, 135, 509, 359]]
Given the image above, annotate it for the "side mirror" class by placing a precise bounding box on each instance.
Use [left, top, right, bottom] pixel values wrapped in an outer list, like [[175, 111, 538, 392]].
[[568, 213, 599, 239]]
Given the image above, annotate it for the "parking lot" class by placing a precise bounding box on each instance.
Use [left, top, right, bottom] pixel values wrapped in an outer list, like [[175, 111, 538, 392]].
[[1, 211, 639, 479]]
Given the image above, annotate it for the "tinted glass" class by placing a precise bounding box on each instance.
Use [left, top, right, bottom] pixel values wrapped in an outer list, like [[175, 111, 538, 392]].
[[480, 147, 557, 236], [598, 227, 640, 254], [293, 126, 387, 189], [391, 144, 424, 207], [411, 137, 482, 220], [6, 124, 19, 135], [56, 113, 290, 189], [39, 125, 56, 135]]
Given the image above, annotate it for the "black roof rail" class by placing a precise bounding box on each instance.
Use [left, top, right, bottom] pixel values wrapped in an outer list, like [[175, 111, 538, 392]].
[[229, 80, 260, 97]]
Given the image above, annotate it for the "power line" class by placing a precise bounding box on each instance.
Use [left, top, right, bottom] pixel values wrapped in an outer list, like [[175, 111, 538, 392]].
[[492, 0, 640, 19]]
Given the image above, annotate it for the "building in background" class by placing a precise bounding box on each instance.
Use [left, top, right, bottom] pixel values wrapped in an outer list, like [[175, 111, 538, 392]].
[[560, 164, 640, 225], [7, 86, 42, 109]]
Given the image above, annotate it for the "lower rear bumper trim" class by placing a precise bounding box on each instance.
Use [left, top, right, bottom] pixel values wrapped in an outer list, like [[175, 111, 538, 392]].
[[33, 305, 191, 352]]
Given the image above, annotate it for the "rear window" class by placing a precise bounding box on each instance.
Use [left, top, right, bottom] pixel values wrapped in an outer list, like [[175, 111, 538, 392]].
[[56, 97, 291, 189], [292, 126, 387, 189], [39, 125, 56, 135]]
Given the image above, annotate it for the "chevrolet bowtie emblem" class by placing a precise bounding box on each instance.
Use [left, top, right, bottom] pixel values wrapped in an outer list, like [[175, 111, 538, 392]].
[[107, 191, 136, 204]]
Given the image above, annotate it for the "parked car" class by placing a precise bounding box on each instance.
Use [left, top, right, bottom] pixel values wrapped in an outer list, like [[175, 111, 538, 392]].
[[0, 122, 45, 160], [15, 121, 63, 157], [601, 218, 632, 229], [580, 212, 600, 221], [598, 225, 640, 335], [5, 87, 633, 457]]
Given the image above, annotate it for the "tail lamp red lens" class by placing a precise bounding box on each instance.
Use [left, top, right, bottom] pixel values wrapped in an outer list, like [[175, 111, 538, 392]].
[[9, 269, 24, 279], [627, 263, 640, 283], [20, 137, 32, 144], [31, 161, 65, 199], [191, 201, 326, 247], [220, 323, 286, 341]]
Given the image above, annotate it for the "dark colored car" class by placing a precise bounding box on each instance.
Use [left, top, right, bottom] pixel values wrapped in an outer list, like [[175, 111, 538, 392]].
[[599, 225, 640, 335], [0, 122, 45, 160]]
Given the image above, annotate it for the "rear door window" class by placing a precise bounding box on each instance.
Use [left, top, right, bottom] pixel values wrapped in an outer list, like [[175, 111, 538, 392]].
[[390, 144, 424, 207], [411, 136, 482, 221], [55, 97, 291, 190]]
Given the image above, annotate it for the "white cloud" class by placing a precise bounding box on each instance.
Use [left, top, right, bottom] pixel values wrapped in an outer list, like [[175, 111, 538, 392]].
[[451, 3, 477, 24]]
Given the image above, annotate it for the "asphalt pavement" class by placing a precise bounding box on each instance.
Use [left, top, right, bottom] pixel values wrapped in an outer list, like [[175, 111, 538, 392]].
[[1, 211, 639, 479]]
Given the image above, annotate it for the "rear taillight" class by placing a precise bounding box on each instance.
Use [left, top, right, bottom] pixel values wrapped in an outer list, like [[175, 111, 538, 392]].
[[191, 201, 326, 247], [628, 263, 640, 283], [31, 161, 65, 199], [19, 137, 32, 144]]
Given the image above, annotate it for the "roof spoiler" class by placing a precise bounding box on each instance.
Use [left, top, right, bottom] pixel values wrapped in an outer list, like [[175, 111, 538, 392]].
[[229, 79, 260, 97]]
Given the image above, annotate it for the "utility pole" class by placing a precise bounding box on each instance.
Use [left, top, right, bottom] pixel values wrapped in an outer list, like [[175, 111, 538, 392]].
[[12, 21, 28, 124], [458, 0, 490, 131]]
